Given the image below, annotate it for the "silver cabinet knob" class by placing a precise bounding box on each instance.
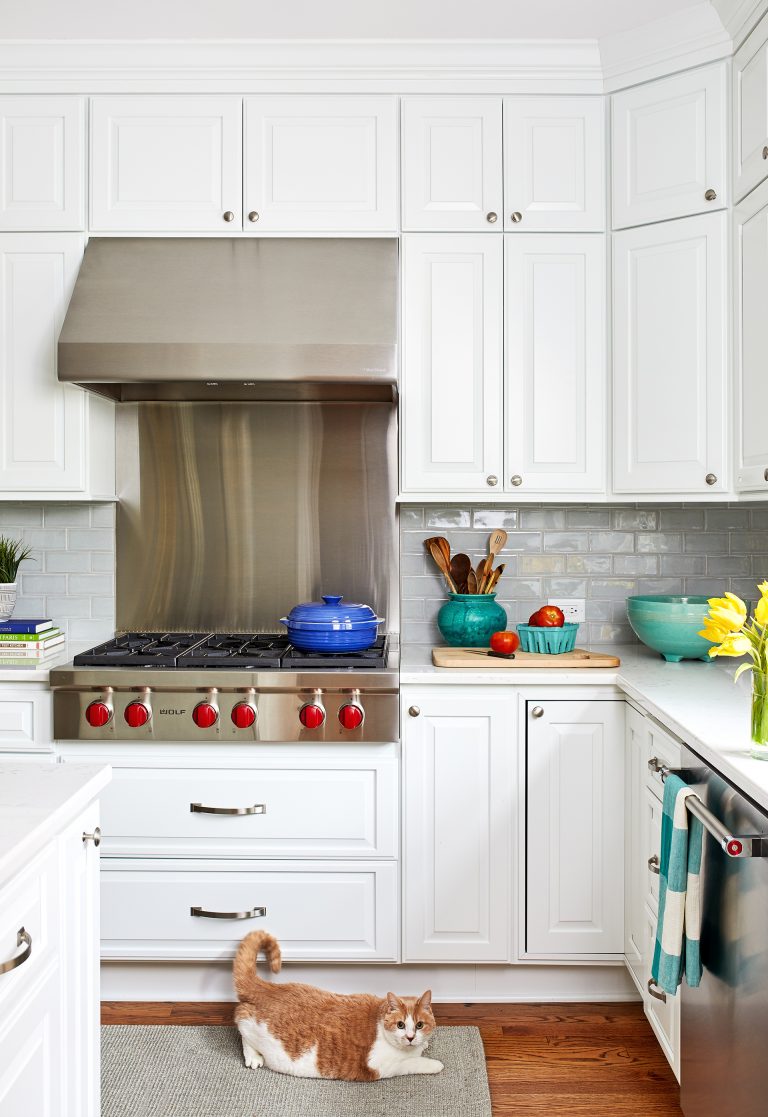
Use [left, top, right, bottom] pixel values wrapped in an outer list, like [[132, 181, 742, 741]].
[[705, 473, 717, 485], [486, 475, 498, 487], [223, 211, 235, 222], [531, 706, 544, 719], [248, 211, 259, 223], [510, 474, 523, 487], [763, 146, 768, 160], [764, 468, 768, 482], [408, 706, 420, 718], [82, 827, 101, 847], [510, 211, 523, 223], [486, 211, 498, 224], [704, 188, 717, 201], [648, 854, 660, 875]]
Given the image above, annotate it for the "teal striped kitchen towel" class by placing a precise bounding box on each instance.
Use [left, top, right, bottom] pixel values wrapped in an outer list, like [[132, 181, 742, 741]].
[[651, 773, 703, 995]]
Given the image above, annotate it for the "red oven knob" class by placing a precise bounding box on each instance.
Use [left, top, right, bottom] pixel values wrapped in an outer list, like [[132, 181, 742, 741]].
[[193, 702, 218, 729], [85, 700, 112, 728], [124, 701, 150, 728], [338, 704, 364, 730], [231, 703, 256, 729], [299, 703, 325, 730]]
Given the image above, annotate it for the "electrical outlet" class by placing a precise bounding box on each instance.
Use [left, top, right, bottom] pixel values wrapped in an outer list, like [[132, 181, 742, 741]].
[[549, 598, 586, 623]]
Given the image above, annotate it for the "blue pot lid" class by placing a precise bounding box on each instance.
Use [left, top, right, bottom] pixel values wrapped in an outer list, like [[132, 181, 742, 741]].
[[280, 594, 382, 630]]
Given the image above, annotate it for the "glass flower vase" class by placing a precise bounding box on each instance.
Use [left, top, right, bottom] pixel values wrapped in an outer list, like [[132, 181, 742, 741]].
[[750, 672, 768, 760]]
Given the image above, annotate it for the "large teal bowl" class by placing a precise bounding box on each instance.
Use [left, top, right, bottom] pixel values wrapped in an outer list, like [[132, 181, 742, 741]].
[[437, 593, 507, 648], [626, 595, 713, 662]]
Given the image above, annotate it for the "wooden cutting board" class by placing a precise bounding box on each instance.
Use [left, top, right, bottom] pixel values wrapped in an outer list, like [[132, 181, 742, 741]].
[[432, 647, 620, 668]]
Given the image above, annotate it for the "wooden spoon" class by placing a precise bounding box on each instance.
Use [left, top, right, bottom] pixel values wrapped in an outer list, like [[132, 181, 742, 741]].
[[426, 539, 458, 592], [450, 553, 472, 595], [485, 563, 505, 594], [467, 568, 478, 594], [487, 529, 508, 567]]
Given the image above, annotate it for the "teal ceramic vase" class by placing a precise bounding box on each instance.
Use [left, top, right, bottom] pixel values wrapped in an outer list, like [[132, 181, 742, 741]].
[[437, 593, 507, 648]]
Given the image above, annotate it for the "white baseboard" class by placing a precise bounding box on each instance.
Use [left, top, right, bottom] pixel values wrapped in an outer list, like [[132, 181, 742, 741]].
[[101, 960, 639, 1003]]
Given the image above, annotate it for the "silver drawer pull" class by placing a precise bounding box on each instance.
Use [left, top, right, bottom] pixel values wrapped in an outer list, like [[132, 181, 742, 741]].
[[0, 928, 32, 975], [647, 978, 667, 1003], [647, 756, 670, 779], [648, 854, 660, 875], [190, 906, 267, 920], [190, 803, 266, 816]]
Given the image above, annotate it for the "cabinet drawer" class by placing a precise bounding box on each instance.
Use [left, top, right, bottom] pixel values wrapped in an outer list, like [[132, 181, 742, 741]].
[[99, 764, 397, 858], [0, 690, 52, 751], [646, 720, 683, 797], [100, 859, 398, 962], [0, 844, 59, 1010]]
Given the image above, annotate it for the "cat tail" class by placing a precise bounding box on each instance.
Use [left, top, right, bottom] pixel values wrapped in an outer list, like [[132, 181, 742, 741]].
[[233, 931, 282, 999]]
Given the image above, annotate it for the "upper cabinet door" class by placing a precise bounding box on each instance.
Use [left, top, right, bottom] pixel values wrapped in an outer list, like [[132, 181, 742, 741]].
[[613, 213, 727, 495], [612, 64, 727, 229], [401, 96, 502, 231], [734, 18, 768, 203], [90, 96, 242, 232], [503, 96, 605, 232], [505, 234, 606, 494], [735, 179, 768, 492], [244, 96, 397, 232], [401, 234, 503, 494], [0, 97, 84, 231]]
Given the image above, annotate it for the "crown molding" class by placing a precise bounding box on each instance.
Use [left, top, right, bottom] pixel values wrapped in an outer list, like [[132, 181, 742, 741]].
[[600, 2, 731, 92], [0, 38, 604, 94], [713, 0, 768, 46]]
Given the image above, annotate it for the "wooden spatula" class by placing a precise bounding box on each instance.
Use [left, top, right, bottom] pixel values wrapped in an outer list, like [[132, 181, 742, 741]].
[[425, 538, 457, 592]]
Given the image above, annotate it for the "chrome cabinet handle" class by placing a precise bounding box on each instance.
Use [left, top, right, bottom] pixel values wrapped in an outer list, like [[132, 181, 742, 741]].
[[510, 474, 523, 487], [764, 467, 768, 482], [0, 928, 32, 975], [705, 473, 717, 485], [510, 211, 523, 223], [704, 188, 717, 201], [248, 211, 259, 223], [223, 211, 235, 222], [190, 906, 266, 920], [531, 706, 544, 719], [486, 475, 498, 487], [648, 854, 660, 875], [190, 803, 266, 816], [83, 827, 101, 847], [763, 146, 768, 160], [486, 211, 498, 224], [647, 978, 667, 1003], [408, 705, 420, 717]]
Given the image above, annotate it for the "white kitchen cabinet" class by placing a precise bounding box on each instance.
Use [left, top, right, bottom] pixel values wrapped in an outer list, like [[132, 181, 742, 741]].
[[735, 177, 768, 492], [503, 97, 604, 232], [734, 15, 768, 203], [402, 689, 514, 962], [612, 65, 727, 229], [612, 212, 727, 495], [526, 699, 625, 956], [90, 95, 242, 232], [244, 95, 397, 232], [0, 687, 52, 753], [0, 233, 115, 498], [401, 234, 503, 494], [505, 233, 606, 494], [624, 705, 648, 992], [401, 96, 502, 231], [0, 97, 85, 231]]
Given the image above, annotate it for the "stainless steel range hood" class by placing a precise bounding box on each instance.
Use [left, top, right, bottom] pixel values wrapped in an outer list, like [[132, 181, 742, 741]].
[[58, 237, 398, 403]]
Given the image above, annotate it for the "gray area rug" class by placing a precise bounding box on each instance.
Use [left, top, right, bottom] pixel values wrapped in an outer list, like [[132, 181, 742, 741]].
[[102, 1024, 492, 1117]]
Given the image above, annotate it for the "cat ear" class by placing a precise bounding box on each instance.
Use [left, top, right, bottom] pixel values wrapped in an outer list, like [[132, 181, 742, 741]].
[[386, 992, 400, 1012], [418, 989, 433, 1010]]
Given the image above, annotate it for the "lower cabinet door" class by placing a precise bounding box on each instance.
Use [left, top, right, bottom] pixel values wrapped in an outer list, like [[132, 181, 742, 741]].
[[0, 965, 64, 1117], [644, 904, 680, 1080], [624, 706, 649, 990], [100, 859, 398, 962], [526, 699, 625, 955]]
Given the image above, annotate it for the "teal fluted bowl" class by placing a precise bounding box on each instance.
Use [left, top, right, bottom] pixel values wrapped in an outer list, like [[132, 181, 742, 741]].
[[437, 593, 507, 648], [626, 595, 713, 662]]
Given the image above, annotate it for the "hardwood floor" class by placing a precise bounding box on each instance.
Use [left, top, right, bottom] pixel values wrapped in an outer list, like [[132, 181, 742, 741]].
[[102, 1000, 682, 1116]]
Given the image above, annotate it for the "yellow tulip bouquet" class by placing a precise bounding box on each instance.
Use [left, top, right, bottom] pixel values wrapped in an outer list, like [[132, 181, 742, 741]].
[[700, 582, 768, 757]]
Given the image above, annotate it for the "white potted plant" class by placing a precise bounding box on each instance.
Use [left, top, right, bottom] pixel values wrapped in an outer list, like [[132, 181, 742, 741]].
[[0, 536, 33, 621]]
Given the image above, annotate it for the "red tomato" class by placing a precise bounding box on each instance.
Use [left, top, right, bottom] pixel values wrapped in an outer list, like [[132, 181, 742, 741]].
[[490, 630, 520, 654], [528, 609, 544, 626], [536, 605, 565, 628]]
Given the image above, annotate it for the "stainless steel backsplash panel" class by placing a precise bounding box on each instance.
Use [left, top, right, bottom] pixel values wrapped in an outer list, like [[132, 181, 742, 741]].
[[116, 403, 398, 633]]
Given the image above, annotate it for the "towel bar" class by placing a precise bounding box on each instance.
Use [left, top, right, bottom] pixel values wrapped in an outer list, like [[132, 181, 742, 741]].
[[648, 756, 768, 858]]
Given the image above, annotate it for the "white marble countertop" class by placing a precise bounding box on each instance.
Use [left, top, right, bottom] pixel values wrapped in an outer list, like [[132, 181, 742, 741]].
[[0, 761, 111, 883], [402, 643, 768, 813]]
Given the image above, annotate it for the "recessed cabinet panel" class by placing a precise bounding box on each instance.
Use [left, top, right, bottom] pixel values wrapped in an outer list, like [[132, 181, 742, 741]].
[[612, 213, 727, 494], [526, 700, 625, 956], [505, 234, 605, 493], [90, 96, 242, 231], [401, 97, 502, 231], [625, 706, 648, 991], [244, 96, 397, 231], [401, 234, 503, 492], [736, 180, 768, 491], [0, 96, 84, 230], [503, 97, 604, 231], [612, 65, 727, 228], [734, 21, 768, 202]]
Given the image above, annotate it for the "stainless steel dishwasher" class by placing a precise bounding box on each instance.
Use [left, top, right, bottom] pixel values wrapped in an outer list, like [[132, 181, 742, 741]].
[[679, 743, 768, 1117]]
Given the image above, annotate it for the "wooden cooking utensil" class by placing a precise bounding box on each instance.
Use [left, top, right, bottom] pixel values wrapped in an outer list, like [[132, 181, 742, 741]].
[[425, 535, 452, 570], [467, 568, 478, 594], [487, 529, 508, 565], [475, 557, 490, 593], [426, 539, 457, 592], [450, 553, 472, 595], [485, 563, 505, 594]]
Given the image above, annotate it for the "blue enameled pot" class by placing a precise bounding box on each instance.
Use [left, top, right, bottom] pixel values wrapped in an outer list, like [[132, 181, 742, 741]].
[[280, 594, 383, 653]]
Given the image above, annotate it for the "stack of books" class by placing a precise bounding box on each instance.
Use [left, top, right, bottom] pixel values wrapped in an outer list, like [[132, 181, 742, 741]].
[[0, 619, 65, 665]]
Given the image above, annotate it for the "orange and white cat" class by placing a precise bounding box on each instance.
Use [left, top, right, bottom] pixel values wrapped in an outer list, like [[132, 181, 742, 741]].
[[233, 931, 443, 1081]]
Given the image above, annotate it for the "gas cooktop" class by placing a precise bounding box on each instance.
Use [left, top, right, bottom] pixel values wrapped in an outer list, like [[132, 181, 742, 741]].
[[72, 632, 390, 671]]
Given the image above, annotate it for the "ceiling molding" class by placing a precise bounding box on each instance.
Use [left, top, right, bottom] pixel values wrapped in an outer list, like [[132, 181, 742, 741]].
[[712, 0, 768, 45], [600, 2, 732, 92], [0, 38, 604, 94]]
